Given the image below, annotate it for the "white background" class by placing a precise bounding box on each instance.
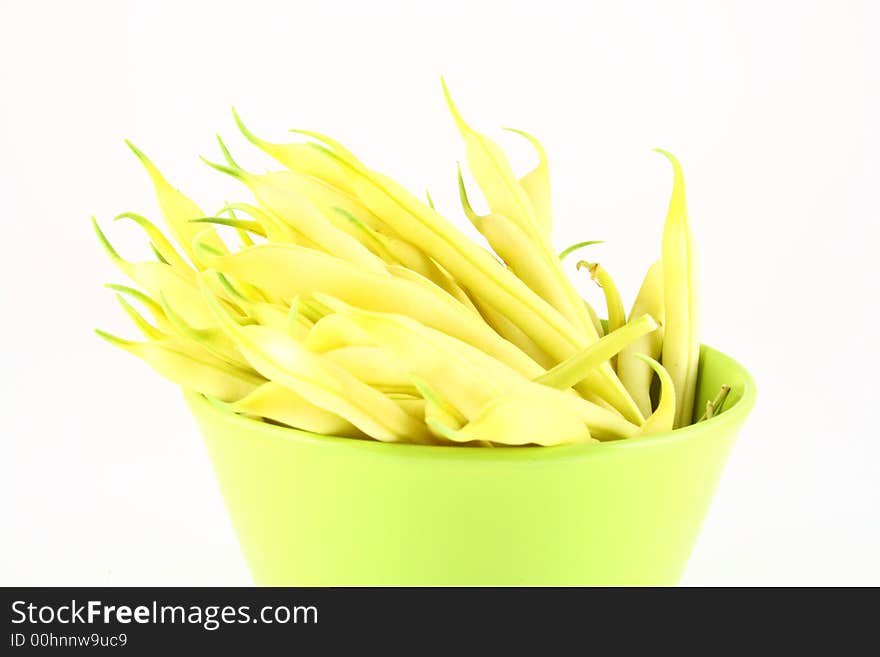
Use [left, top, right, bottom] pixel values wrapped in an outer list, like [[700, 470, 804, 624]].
[[1, 0, 877, 586]]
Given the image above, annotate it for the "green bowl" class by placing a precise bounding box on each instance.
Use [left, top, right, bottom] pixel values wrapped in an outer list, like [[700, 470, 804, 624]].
[[185, 344, 755, 586]]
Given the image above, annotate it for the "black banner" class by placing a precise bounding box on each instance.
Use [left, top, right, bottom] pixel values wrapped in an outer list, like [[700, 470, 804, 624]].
[[0, 587, 870, 651]]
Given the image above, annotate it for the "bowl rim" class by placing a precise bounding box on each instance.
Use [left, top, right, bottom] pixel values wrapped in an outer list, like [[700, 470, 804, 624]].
[[184, 343, 756, 463]]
